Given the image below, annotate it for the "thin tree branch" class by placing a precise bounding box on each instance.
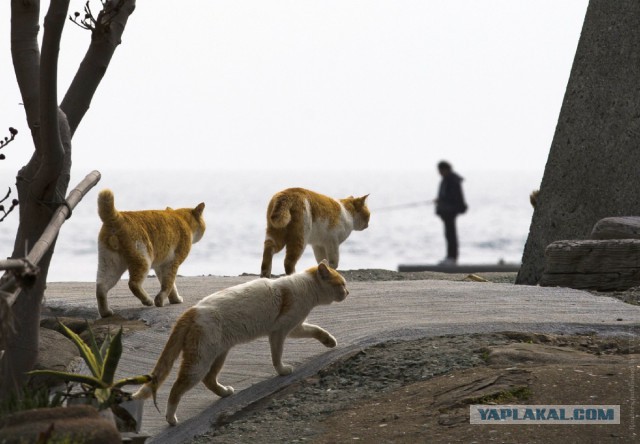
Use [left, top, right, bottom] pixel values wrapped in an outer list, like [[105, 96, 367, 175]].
[[38, 0, 70, 187], [0, 127, 19, 157], [61, 0, 136, 135], [0, 188, 20, 222]]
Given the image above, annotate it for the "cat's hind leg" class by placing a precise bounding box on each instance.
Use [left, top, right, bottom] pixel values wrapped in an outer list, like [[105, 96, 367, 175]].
[[261, 233, 285, 278], [154, 262, 182, 307], [283, 236, 305, 275], [166, 349, 213, 425], [289, 322, 337, 348], [202, 351, 234, 397], [96, 247, 128, 318], [127, 256, 155, 308]]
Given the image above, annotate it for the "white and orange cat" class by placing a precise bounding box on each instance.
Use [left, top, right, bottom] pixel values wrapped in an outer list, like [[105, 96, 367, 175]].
[[133, 260, 348, 425], [96, 189, 206, 318], [260, 188, 370, 278]]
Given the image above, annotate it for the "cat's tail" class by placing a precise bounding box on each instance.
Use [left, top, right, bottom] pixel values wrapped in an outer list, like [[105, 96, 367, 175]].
[[268, 192, 294, 228], [132, 309, 195, 401], [97, 189, 121, 224]]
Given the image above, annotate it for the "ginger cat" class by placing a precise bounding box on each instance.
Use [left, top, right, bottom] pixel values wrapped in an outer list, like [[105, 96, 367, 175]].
[[95, 189, 206, 318], [260, 188, 370, 278], [133, 260, 348, 426]]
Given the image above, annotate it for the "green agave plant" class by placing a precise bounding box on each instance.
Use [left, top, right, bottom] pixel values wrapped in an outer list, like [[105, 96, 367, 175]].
[[29, 322, 151, 409]]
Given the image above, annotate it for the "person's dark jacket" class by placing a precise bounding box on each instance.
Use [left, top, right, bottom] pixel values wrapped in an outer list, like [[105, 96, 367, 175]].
[[436, 172, 467, 216]]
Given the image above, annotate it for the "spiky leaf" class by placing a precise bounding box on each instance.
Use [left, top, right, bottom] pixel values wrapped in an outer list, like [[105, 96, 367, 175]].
[[101, 327, 123, 385], [99, 330, 112, 362], [58, 322, 102, 378], [86, 319, 104, 368], [27, 370, 108, 389]]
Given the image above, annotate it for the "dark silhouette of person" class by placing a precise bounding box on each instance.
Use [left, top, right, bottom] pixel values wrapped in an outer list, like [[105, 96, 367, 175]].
[[435, 161, 467, 265]]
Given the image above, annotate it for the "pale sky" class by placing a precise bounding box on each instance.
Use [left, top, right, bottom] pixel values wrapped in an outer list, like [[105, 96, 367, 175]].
[[1, 0, 589, 173]]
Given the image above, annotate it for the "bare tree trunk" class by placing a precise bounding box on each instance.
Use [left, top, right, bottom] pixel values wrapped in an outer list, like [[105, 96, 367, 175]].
[[2, 0, 72, 398], [1, 0, 136, 398]]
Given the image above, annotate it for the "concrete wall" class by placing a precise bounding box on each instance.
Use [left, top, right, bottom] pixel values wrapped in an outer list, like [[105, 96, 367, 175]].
[[517, 0, 640, 285]]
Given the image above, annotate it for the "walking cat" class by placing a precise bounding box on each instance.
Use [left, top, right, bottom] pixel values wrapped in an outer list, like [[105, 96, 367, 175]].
[[133, 260, 348, 425], [95, 189, 206, 318], [260, 187, 370, 278]]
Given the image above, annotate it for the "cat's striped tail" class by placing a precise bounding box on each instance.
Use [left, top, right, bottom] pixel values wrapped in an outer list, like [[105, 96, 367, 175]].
[[132, 309, 195, 400], [97, 189, 121, 224], [268, 192, 294, 228]]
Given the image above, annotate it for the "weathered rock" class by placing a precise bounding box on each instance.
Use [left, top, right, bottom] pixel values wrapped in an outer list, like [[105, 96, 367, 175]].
[[517, 1, 640, 285], [86, 315, 148, 344], [539, 239, 640, 290], [40, 313, 148, 345], [39, 316, 90, 335], [486, 342, 622, 367], [591, 216, 640, 239], [30, 328, 80, 388], [0, 405, 121, 444], [432, 369, 532, 409]]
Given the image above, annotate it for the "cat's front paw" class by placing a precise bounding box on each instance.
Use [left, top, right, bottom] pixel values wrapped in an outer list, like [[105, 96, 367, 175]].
[[154, 295, 164, 307], [99, 308, 114, 318], [142, 298, 154, 307], [219, 385, 234, 397], [169, 295, 183, 304], [166, 413, 178, 426], [321, 334, 337, 348], [276, 364, 293, 376]]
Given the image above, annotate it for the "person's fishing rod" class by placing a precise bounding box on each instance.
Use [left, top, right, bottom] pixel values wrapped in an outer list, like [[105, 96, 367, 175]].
[[374, 200, 434, 212]]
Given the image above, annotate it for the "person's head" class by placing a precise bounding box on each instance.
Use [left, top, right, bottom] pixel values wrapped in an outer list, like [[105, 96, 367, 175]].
[[437, 161, 452, 176]]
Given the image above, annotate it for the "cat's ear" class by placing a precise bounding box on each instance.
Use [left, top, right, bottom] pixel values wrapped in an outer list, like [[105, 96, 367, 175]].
[[194, 202, 205, 216], [357, 194, 369, 206], [317, 260, 331, 280]]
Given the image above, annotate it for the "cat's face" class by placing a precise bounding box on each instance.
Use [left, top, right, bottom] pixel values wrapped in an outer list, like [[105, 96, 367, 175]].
[[351, 195, 370, 231], [189, 202, 207, 243], [311, 260, 349, 303]]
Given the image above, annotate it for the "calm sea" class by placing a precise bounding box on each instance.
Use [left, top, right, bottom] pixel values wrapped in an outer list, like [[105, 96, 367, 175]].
[[0, 168, 539, 282]]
